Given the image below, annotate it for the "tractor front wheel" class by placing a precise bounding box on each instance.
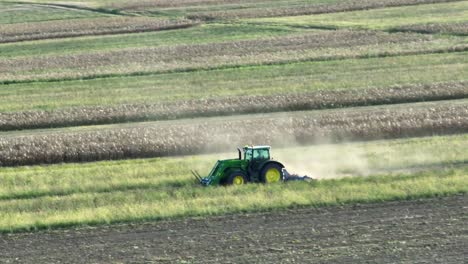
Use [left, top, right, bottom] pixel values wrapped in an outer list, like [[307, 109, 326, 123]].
[[226, 171, 247, 186], [261, 163, 284, 184]]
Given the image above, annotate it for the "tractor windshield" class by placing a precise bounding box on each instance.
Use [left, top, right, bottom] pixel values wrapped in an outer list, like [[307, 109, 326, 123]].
[[255, 149, 270, 160], [244, 148, 270, 160]]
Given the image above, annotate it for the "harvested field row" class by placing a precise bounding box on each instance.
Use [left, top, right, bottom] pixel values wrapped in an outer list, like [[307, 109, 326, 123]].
[[1, 30, 432, 70], [0, 24, 300, 58], [0, 17, 197, 43], [249, 1, 468, 30], [392, 22, 468, 36], [117, 0, 263, 9], [0, 2, 103, 24], [2, 30, 466, 82], [1, 51, 465, 112], [0, 100, 467, 166], [1, 81, 466, 131], [116, 0, 463, 20]]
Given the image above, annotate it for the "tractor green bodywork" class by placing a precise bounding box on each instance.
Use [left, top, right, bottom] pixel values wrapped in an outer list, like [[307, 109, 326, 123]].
[[196, 146, 284, 186]]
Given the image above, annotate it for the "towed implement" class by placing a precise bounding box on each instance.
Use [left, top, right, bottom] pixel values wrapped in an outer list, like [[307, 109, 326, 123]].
[[192, 145, 312, 186]]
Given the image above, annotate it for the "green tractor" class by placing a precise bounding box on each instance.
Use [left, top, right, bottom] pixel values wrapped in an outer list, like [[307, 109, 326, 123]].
[[192, 145, 285, 186]]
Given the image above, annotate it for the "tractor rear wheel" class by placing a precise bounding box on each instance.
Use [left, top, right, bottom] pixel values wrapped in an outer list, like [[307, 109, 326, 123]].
[[226, 171, 247, 186], [260, 163, 283, 184]]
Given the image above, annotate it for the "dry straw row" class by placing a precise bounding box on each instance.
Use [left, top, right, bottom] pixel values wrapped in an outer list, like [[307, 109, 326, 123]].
[[0, 100, 466, 166], [392, 22, 468, 36], [183, 0, 461, 20], [0, 30, 431, 72], [0, 17, 197, 43], [0, 81, 466, 131]]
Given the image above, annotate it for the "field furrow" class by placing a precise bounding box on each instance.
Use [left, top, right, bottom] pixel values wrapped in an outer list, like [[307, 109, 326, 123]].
[[0, 99, 466, 166]]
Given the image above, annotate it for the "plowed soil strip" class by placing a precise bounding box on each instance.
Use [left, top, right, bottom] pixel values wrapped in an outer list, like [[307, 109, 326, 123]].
[[0, 195, 465, 263]]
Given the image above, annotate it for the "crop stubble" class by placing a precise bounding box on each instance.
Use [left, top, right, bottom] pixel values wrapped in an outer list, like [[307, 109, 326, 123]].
[[392, 22, 468, 36], [0, 100, 466, 166], [0, 81, 466, 131], [182, 0, 462, 20], [0, 17, 197, 43], [1, 30, 466, 82]]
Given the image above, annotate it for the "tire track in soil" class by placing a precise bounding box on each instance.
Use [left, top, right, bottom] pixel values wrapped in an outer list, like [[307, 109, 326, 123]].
[[0, 195, 466, 263]]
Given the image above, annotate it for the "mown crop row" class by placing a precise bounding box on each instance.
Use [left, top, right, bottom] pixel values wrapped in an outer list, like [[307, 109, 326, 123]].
[[0, 100, 466, 166], [0, 17, 197, 43], [1, 81, 466, 131], [392, 22, 468, 36], [2, 30, 432, 70], [2, 30, 466, 83], [248, 1, 468, 31], [183, 0, 460, 20]]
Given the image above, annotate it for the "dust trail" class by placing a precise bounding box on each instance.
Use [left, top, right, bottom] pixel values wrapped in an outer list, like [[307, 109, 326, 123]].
[[272, 134, 467, 179], [273, 141, 371, 179]]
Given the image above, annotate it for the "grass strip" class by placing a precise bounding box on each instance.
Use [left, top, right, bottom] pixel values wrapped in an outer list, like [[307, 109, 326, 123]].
[[0, 167, 466, 233]]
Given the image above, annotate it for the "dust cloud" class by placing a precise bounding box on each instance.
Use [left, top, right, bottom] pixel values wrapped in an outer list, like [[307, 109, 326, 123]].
[[272, 138, 372, 179]]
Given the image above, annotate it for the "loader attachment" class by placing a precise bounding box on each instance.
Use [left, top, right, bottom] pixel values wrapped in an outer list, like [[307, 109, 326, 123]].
[[191, 170, 202, 183], [192, 170, 212, 186]]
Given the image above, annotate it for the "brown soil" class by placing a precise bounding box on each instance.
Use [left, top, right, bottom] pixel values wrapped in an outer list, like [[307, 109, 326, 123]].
[[0, 195, 466, 263]]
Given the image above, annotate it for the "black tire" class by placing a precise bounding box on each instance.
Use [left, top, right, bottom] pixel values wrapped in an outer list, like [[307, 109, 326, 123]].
[[226, 171, 248, 186], [260, 163, 284, 183]]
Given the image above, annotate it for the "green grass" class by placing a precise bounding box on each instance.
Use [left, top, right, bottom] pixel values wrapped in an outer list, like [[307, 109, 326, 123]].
[[0, 51, 466, 112], [0, 23, 302, 58], [0, 2, 107, 24], [249, 1, 468, 30], [0, 133, 466, 232]]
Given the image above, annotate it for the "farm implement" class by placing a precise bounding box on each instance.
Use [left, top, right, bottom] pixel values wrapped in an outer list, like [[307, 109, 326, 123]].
[[192, 145, 312, 186]]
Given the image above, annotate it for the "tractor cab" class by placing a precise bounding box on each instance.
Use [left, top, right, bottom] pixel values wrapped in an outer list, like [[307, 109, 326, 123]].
[[243, 146, 270, 161]]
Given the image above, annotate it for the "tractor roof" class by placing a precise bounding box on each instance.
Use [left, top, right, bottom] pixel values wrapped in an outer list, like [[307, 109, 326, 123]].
[[244, 145, 271, 150]]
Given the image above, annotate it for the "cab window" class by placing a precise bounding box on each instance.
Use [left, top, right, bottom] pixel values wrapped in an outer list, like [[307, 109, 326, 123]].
[[244, 149, 253, 160], [253, 149, 269, 160]]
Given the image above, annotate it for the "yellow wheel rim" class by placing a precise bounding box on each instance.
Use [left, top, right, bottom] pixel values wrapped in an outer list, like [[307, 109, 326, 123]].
[[233, 175, 245, 185], [265, 168, 281, 183]]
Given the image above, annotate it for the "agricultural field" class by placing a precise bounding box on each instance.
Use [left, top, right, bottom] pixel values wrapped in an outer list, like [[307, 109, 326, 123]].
[[0, 0, 467, 262]]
